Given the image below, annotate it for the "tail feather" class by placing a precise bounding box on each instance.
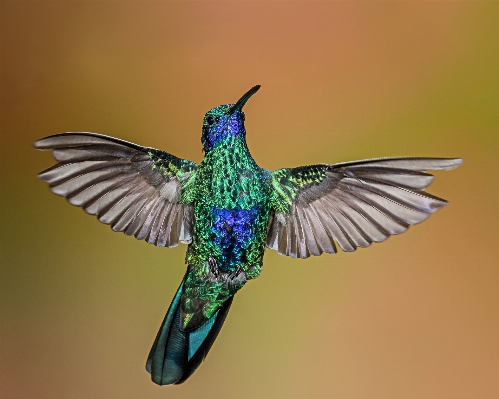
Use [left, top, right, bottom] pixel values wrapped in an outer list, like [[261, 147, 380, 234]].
[[146, 279, 233, 385], [177, 295, 233, 384], [146, 281, 185, 385]]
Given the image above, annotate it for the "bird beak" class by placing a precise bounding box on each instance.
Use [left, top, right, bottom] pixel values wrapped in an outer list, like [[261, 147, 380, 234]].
[[229, 85, 261, 115]]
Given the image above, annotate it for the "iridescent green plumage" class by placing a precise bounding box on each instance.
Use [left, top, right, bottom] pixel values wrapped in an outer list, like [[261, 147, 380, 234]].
[[183, 135, 271, 323], [34, 85, 462, 386]]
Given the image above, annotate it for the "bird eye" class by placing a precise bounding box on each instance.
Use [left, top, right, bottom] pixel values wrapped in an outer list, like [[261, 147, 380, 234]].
[[206, 116, 215, 126]]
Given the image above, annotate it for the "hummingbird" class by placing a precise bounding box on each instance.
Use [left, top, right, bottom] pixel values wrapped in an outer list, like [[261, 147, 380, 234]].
[[34, 85, 462, 385]]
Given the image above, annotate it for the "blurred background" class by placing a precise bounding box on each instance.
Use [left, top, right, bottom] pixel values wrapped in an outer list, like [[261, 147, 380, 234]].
[[1, 2, 498, 398]]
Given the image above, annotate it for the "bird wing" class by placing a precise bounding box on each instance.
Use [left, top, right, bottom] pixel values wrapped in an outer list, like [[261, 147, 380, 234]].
[[34, 132, 198, 247], [267, 157, 462, 258]]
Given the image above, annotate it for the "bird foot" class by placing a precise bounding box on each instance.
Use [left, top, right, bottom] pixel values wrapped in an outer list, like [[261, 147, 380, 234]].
[[208, 257, 219, 277], [227, 266, 243, 280], [225, 266, 247, 291]]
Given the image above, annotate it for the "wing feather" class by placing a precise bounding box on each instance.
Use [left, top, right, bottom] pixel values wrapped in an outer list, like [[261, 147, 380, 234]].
[[68, 174, 137, 207], [296, 206, 321, 256], [86, 178, 140, 216], [148, 202, 172, 245], [136, 196, 164, 241], [34, 132, 197, 247], [267, 157, 462, 257], [125, 194, 161, 237], [112, 186, 157, 232], [303, 206, 337, 254], [157, 203, 178, 247]]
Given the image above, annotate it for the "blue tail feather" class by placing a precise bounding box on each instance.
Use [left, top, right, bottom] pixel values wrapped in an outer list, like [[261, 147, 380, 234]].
[[146, 279, 233, 385], [188, 312, 218, 360]]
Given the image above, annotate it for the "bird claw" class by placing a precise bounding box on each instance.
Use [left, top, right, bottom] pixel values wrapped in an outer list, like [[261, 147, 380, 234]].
[[225, 266, 247, 291], [206, 259, 246, 290], [208, 257, 219, 277], [227, 266, 243, 280]]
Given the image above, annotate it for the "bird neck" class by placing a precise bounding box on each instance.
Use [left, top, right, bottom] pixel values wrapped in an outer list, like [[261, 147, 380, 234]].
[[198, 134, 262, 211], [202, 135, 256, 170]]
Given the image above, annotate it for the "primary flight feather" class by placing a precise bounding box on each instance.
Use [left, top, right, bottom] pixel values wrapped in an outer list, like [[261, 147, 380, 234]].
[[34, 85, 462, 385]]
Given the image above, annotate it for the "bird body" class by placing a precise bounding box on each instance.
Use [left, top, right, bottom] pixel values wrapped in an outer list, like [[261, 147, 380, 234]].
[[34, 85, 462, 385], [182, 134, 272, 331]]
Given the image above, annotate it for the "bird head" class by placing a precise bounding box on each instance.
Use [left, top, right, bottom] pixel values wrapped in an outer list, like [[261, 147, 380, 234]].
[[201, 85, 260, 152]]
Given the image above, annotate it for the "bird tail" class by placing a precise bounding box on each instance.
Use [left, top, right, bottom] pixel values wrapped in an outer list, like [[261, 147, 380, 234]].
[[146, 278, 233, 385]]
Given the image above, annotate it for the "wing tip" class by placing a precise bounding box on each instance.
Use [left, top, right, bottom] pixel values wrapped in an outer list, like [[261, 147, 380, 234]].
[[33, 138, 49, 149], [429, 198, 449, 212], [33, 134, 78, 149], [32, 133, 84, 150], [37, 171, 50, 182], [438, 158, 463, 170]]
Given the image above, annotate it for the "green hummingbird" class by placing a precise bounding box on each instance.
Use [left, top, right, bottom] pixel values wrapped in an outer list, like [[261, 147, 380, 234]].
[[34, 85, 462, 385]]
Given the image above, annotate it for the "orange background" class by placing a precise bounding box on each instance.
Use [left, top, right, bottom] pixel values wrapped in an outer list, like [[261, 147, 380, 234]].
[[1, 2, 498, 398]]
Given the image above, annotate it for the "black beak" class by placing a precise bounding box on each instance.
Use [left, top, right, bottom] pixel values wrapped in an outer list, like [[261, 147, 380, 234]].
[[229, 85, 261, 115]]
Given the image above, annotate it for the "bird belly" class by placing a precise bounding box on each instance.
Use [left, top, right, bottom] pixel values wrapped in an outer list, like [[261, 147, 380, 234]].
[[209, 206, 258, 273], [187, 203, 267, 269]]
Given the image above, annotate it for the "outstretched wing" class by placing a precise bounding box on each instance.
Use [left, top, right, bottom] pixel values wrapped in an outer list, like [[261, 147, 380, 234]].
[[34, 132, 198, 247], [267, 157, 462, 258]]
